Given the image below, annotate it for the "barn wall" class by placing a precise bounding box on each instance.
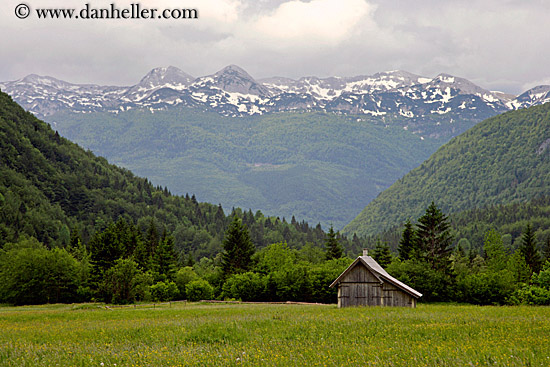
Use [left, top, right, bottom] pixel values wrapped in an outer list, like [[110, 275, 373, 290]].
[[337, 263, 416, 308], [381, 283, 415, 307]]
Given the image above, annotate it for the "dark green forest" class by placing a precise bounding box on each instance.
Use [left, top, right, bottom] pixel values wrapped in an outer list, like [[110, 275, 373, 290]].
[[344, 103, 550, 237], [0, 90, 359, 305]]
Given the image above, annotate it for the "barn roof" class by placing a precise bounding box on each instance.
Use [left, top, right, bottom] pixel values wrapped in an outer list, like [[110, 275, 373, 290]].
[[330, 255, 423, 299]]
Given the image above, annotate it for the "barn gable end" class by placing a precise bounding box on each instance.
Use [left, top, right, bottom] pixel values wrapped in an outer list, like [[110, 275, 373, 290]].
[[330, 250, 422, 308]]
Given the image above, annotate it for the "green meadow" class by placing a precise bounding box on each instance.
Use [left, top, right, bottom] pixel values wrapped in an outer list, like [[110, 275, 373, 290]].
[[1, 303, 549, 366]]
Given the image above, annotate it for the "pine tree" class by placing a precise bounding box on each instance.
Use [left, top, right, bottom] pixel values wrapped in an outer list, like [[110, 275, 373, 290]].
[[133, 237, 151, 271], [507, 250, 531, 284], [398, 219, 416, 260], [483, 229, 508, 271], [153, 230, 177, 280], [222, 216, 255, 276], [145, 218, 159, 259], [325, 225, 344, 260], [520, 223, 542, 274], [215, 204, 226, 232], [372, 239, 393, 268], [416, 202, 454, 271]]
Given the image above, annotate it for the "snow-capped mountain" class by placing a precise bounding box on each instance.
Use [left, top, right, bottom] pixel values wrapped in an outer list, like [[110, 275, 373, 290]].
[[0, 65, 547, 120], [508, 85, 550, 110]]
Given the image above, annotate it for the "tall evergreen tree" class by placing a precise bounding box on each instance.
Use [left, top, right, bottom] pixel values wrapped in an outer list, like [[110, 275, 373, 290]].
[[325, 225, 344, 260], [153, 230, 177, 280], [133, 236, 151, 271], [520, 223, 542, 274], [416, 202, 454, 271], [372, 239, 393, 268], [222, 216, 255, 276], [483, 229, 508, 271], [214, 204, 226, 232], [89, 222, 125, 285], [145, 218, 159, 259], [398, 219, 416, 260]]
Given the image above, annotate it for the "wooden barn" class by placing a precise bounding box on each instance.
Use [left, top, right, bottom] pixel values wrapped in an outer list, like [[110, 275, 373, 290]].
[[330, 249, 422, 308]]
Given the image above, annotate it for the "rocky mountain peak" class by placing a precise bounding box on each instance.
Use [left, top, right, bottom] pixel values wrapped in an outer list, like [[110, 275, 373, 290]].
[[18, 74, 75, 89], [137, 66, 194, 90], [205, 65, 270, 96], [512, 85, 550, 108]]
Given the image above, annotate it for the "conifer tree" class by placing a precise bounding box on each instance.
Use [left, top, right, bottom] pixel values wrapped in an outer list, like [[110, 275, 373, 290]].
[[325, 225, 344, 260], [153, 230, 177, 280], [398, 219, 416, 260], [222, 216, 255, 276], [416, 202, 454, 271], [520, 223, 542, 274], [133, 237, 151, 270], [372, 239, 393, 268], [215, 204, 226, 232], [146, 218, 159, 258], [483, 229, 508, 271], [352, 233, 362, 253], [507, 250, 531, 284]]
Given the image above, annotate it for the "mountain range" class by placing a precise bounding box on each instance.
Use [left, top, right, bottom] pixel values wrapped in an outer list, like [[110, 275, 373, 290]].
[[2, 65, 550, 134]]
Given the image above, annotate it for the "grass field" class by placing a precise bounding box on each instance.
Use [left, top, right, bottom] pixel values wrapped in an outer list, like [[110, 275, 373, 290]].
[[1, 302, 549, 366]]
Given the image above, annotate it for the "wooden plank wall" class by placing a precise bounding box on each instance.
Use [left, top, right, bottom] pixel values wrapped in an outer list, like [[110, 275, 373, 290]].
[[337, 263, 415, 308]]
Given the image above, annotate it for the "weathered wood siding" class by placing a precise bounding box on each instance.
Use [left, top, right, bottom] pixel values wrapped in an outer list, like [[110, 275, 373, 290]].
[[337, 263, 415, 308], [381, 282, 415, 307]]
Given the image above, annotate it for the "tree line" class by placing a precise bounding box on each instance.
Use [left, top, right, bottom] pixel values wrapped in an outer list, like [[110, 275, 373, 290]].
[[368, 202, 550, 305], [0, 214, 351, 305]]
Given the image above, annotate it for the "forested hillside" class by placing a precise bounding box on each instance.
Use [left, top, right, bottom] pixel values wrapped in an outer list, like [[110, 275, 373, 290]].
[[344, 103, 550, 237], [0, 89, 365, 305], [363, 196, 550, 255], [48, 108, 441, 229], [0, 90, 357, 256]]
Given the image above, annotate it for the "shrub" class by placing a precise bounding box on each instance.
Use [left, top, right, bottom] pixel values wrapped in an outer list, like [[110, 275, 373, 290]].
[[0, 237, 81, 305], [150, 281, 179, 302], [509, 285, 550, 305], [102, 258, 149, 304], [185, 279, 214, 302], [174, 267, 199, 299], [221, 272, 267, 301]]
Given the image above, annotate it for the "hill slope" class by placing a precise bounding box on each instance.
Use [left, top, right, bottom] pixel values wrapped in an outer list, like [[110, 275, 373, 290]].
[[344, 103, 550, 237], [0, 89, 222, 247], [0, 90, 337, 257], [48, 108, 441, 229]]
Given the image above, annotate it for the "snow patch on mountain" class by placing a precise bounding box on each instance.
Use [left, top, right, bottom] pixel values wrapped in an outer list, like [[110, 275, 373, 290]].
[[1, 66, 549, 121]]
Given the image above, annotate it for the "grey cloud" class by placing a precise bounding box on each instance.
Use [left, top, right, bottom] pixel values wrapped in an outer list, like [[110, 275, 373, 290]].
[[0, 0, 549, 94]]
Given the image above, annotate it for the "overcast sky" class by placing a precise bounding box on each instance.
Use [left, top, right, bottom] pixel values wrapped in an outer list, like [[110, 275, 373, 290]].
[[1, 0, 549, 94]]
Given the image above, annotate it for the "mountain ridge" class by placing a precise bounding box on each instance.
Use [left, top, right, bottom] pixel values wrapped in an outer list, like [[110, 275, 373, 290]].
[[2, 66, 547, 127]]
